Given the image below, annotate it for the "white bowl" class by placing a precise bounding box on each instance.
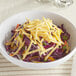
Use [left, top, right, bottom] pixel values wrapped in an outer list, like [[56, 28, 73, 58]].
[[0, 11, 76, 69]]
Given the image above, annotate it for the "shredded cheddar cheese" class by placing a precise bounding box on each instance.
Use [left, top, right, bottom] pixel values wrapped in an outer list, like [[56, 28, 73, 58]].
[[44, 45, 59, 60], [22, 40, 33, 59], [5, 17, 65, 61], [10, 41, 25, 56]]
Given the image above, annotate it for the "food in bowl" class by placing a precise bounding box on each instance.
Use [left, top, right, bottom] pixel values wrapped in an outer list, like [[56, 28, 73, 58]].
[[5, 17, 70, 63]]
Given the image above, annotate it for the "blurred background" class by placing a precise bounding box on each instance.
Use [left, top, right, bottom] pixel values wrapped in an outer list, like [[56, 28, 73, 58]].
[[0, 0, 76, 76], [0, 0, 76, 27]]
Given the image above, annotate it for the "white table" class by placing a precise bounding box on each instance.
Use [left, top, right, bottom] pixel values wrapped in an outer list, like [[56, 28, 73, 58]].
[[0, 0, 76, 76]]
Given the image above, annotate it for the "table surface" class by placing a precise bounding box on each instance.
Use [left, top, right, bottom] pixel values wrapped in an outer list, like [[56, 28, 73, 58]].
[[0, 0, 76, 76]]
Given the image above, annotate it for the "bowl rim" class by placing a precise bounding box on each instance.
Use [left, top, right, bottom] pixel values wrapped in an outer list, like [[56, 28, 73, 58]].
[[0, 10, 76, 69]]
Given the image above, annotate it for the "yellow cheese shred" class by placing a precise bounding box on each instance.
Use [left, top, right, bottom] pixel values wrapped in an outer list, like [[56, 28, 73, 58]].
[[11, 41, 25, 56], [28, 49, 41, 55], [40, 46, 53, 55], [22, 40, 33, 59], [44, 45, 59, 61], [8, 32, 17, 42]]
